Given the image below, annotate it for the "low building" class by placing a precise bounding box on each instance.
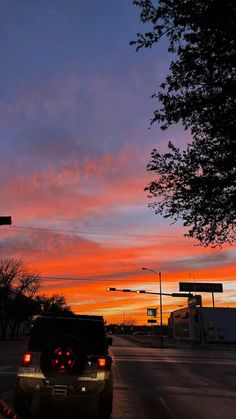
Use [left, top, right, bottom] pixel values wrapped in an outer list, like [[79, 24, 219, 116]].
[[168, 306, 236, 343]]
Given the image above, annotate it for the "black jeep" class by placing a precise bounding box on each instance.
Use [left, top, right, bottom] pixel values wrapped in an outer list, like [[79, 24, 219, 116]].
[[14, 314, 113, 418]]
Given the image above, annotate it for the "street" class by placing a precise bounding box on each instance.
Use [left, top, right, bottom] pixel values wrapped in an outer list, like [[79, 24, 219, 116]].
[[0, 337, 27, 405], [0, 336, 236, 418], [111, 336, 236, 419]]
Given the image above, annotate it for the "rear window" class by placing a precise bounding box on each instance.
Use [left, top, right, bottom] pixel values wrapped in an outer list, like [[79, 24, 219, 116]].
[[28, 317, 106, 354]]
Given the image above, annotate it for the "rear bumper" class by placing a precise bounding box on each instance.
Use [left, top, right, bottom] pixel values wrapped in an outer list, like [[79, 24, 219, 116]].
[[17, 375, 106, 396], [14, 377, 107, 416]]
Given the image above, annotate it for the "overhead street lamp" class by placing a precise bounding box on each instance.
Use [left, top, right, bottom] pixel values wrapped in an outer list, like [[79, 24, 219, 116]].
[[141, 267, 164, 347]]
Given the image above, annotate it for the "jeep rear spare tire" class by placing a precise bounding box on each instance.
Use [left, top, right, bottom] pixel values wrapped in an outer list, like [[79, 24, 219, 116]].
[[40, 334, 86, 385]]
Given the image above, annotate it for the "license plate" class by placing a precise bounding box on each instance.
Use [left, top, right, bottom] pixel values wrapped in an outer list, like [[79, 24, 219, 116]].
[[18, 367, 36, 376]]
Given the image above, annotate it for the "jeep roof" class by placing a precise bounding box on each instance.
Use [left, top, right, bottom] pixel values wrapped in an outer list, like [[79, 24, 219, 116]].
[[28, 314, 107, 354]]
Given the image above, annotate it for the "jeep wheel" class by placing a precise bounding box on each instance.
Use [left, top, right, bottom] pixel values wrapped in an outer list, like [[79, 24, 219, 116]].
[[40, 334, 86, 385]]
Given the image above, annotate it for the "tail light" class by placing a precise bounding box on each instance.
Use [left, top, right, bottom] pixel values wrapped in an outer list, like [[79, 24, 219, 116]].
[[23, 352, 32, 366], [98, 356, 112, 369]]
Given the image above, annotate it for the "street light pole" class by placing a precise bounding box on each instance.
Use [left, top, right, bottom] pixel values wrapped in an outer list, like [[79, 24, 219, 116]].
[[142, 268, 164, 348], [159, 271, 163, 347]]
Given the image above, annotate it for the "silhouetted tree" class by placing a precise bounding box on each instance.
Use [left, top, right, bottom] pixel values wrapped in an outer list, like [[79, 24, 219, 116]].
[[7, 294, 38, 338], [0, 258, 40, 294], [132, 0, 236, 246], [0, 258, 40, 339], [35, 294, 73, 317]]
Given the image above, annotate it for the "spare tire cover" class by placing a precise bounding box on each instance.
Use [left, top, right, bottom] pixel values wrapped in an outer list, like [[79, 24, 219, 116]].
[[40, 334, 86, 385]]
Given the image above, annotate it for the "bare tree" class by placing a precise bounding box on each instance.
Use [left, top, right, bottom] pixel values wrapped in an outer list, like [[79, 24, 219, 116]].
[[0, 258, 23, 289], [35, 294, 73, 316], [0, 258, 41, 339]]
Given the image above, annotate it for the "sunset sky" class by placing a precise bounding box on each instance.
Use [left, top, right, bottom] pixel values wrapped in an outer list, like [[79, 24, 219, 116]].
[[0, 0, 235, 324]]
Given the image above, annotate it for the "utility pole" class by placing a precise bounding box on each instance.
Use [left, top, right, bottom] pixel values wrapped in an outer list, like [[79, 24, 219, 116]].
[[159, 271, 163, 347]]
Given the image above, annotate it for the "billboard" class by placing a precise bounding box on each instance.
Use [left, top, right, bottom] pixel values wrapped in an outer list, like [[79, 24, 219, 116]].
[[179, 282, 223, 293]]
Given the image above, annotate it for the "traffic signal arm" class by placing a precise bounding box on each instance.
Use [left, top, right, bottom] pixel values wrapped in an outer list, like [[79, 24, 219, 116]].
[[107, 288, 192, 298]]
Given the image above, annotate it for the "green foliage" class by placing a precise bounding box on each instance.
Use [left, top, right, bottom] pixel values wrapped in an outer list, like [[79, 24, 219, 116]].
[[132, 0, 236, 245]]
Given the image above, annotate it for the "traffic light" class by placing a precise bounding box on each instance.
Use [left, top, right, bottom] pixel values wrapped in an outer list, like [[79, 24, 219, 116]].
[[0, 216, 12, 225]]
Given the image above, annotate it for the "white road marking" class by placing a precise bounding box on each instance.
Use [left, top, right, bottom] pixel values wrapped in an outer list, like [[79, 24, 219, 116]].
[[158, 396, 177, 419], [0, 366, 13, 372], [0, 365, 17, 375]]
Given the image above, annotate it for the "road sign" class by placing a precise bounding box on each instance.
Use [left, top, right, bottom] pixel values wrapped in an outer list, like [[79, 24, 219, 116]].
[[179, 282, 223, 293], [147, 308, 157, 317], [147, 319, 157, 323]]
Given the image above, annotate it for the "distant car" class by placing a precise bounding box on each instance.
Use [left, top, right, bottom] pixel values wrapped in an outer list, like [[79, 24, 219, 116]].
[[133, 331, 145, 335], [14, 315, 113, 419]]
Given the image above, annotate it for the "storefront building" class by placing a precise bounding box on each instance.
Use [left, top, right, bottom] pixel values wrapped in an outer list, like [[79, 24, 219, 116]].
[[168, 307, 236, 343]]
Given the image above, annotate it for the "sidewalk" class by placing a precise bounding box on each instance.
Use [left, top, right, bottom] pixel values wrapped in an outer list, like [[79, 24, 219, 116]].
[[119, 334, 236, 351]]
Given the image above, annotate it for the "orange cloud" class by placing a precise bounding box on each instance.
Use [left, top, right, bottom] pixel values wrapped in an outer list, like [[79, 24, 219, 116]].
[[1, 224, 235, 324], [0, 143, 235, 325]]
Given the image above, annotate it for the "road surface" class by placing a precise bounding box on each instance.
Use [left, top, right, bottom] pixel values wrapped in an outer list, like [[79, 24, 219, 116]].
[[111, 335, 236, 419], [0, 335, 236, 418]]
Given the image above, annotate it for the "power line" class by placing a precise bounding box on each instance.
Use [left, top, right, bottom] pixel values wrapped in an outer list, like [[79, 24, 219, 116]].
[[41, 276, 236, 283], [41, 278, 164, 288], [2, 224, 181, 239]]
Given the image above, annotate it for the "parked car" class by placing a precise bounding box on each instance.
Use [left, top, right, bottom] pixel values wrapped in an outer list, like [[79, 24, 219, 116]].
[[14, 314, 113, 418]]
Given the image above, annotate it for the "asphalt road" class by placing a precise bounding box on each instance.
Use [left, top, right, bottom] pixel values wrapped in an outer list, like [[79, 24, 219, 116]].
[[0, 337, 27, 404], [110, 335, 236, 419], [1, 336, 236, 418]]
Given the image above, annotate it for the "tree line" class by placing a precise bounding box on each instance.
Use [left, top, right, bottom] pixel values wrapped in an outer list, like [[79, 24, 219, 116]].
[[0, 258, 73, 340]]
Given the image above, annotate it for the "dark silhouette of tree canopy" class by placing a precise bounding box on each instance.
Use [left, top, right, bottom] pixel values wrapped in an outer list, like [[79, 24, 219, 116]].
[[0, 258, 40, 339], [0, 258, 40, 294], [35, 294, 73, 316], [0, 258, 74, 339], [132, 0, 236, 246]]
